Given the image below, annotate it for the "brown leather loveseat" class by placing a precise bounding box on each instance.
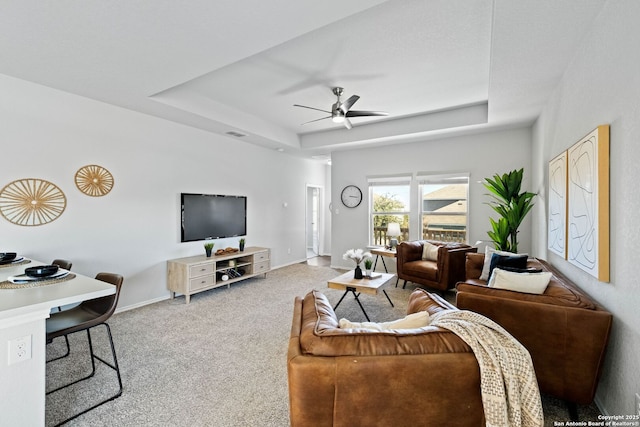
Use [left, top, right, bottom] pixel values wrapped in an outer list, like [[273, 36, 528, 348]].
[[287, 289, 485, 427], [396, 240, 477, 292], [456, 253, 612, 408]]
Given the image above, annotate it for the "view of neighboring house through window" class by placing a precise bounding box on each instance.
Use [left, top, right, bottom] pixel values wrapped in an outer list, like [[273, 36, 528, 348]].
[[368, 176, 411, 247], [419, 174, 469, 243]]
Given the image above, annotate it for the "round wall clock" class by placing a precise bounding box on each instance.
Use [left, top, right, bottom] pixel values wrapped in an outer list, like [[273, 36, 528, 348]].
[[0, 178, 67, 226], [75, 164, 114, 197], [340, 185, 363, 208]]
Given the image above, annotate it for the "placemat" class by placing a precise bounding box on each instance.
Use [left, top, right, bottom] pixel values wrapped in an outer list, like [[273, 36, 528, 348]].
[[0, 273, 76, 290], [0, 259, 31, 269]]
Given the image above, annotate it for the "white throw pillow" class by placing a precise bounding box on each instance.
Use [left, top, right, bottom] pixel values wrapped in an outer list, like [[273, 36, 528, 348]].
[[339, 311, 430, 331], [422, 242, 439, 261], [479, 246, 528, 280], [487, 267, 552, 294]]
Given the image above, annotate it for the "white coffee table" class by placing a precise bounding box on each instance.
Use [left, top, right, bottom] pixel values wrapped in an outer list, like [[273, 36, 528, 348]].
[[327, 271, 395, 321]]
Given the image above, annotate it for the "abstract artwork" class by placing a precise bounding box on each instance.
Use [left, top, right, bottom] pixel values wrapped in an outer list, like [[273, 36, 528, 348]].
[[548, 151, 568, 258], [0, 178, 67, 226], [567, 125, 609, 282]]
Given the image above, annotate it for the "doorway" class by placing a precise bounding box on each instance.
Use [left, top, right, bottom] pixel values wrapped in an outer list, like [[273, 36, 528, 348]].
[[305, 185, 322, 259]]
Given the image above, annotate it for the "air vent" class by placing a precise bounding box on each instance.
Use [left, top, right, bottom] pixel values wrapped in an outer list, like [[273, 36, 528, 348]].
[[225, 131, 247, 138]]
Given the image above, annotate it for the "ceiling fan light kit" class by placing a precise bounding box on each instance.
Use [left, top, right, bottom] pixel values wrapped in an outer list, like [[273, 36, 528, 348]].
[[295, 87, 388, 130]]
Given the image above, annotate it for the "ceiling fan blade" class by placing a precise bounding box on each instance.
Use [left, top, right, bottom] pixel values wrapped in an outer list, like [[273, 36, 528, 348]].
[[345, 110, 389, 117], [301, 116, 331, 125], [343, 117, 353, 130], [293, 104, 332, 114], [339, 95, 360, 114]]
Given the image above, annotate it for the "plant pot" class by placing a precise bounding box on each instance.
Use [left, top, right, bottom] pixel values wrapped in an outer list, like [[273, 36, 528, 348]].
[[205, 248, 212, 257], [239, 242, 245, 251], [354, 266, 363, 279], [365, 269, 372, 278]]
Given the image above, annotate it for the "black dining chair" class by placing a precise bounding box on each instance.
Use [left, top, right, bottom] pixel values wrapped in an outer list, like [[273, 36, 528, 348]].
[[46, 272, 124, 426], [51, 259, 72, 271]]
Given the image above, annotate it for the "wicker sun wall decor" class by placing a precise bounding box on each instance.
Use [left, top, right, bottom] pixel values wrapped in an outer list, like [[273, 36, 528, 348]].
[[75, 164, 114, 197], [0, 178, 67, 226]]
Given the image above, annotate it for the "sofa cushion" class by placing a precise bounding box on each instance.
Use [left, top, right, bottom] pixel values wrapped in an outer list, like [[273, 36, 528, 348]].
[[479, 246, 528, 280], [488, 267, 553, 294], [421, 241, 439, 261], [339, 311, 430, 331], [488, 253, 528, 278], [403, 260, 438, 281]]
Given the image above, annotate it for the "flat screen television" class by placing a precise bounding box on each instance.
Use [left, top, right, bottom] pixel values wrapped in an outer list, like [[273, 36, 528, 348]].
[[181, 193, 247, 242]]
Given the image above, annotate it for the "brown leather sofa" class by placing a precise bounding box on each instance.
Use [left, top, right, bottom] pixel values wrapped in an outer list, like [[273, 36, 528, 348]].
[[396, 240, 477, 292], [456, 253, 612, 406], [287, 289, 485, 427]]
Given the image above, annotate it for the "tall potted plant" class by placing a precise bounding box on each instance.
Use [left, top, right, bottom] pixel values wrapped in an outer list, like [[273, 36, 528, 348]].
[[484, 168, 536, 253]]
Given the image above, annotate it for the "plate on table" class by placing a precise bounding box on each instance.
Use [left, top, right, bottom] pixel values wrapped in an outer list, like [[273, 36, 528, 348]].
[[8, 270, 69, 284]]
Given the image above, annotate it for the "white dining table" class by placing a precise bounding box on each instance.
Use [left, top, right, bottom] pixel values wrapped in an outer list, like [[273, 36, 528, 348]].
[[0, 258, 116, 426]]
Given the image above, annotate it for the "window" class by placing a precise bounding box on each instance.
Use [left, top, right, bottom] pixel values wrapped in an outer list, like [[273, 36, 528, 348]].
[[368, 176, 411, 246], [418, 174, 469, 243]]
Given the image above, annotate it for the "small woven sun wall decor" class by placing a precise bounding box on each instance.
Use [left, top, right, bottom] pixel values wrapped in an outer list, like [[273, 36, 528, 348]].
[[75, 164, 114, 197], [0, 178, 67, 226]]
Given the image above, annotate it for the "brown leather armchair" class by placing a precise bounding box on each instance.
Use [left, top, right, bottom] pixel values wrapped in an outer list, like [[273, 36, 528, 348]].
[[396, 240, 476, 292]]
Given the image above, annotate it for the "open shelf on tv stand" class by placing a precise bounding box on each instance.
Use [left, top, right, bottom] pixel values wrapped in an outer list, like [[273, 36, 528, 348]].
[[167, 246, 270, 304]]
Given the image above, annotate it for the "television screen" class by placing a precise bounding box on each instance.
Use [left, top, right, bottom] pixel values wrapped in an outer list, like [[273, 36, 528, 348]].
[[181, 193, 247, 242]]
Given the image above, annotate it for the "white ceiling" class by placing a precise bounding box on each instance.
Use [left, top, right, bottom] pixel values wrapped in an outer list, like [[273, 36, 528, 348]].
[[1, 0, 607, 158]]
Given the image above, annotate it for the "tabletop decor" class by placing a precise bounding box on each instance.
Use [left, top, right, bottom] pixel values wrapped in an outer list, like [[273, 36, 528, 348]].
[[0, 273, 76, 289], [0, 178, 67, 226], [0, 258, 30, 268], [75, 164, 114, 197], [343, 248, 372, 279]]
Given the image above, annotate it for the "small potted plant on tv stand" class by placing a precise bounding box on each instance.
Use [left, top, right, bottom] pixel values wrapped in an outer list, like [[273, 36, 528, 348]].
[[239, 238, 245, 252], [204, 242, 214, 257]]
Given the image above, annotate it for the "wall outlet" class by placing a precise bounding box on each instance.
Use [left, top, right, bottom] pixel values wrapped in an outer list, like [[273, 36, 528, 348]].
[[636, 393, 640, 416], [8, 335, 32, 365]]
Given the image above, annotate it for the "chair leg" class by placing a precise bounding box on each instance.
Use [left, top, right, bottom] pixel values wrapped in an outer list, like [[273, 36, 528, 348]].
[[47, 330, 97, 394], [47, 323, 123, 426], [46, 335, 71, 363]]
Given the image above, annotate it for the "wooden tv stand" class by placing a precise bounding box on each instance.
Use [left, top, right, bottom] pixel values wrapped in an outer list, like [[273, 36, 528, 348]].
[[167, 246, 270, 304]]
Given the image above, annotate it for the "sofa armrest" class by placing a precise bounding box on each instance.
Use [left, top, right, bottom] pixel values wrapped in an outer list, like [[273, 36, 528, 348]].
[[465, 252, 485, 281]]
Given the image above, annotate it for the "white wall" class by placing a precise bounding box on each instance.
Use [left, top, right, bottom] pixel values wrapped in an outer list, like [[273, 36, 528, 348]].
[[531, 0, 640, 416], [330, 127, 533, 268], [0, 74, 327, 310]]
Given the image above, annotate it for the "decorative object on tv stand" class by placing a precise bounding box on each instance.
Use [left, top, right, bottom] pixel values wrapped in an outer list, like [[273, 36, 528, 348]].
[[0, 178, 67, 226], [204, 242, 214, 258], [74, 164, 114, 197], [483, 168, 536, 253], [343, 248, 372, 279], [239, 238, 245, 252], [386, 222, 401, 250]]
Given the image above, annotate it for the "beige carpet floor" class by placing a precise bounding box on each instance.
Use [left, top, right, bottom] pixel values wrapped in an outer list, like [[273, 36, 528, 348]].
[[45, 261, 601, 426]]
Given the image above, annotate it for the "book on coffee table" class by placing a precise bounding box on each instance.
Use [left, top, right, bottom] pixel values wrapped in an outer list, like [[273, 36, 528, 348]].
[[366, 272, 382, 279]]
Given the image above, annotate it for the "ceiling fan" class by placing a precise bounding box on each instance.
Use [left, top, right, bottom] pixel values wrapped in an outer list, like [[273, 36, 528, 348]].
[[294, 87, 388, 130]]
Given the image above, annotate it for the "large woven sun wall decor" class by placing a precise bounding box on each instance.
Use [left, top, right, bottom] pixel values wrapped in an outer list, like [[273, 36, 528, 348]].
[[74, 164, 114, 197], [0, 178, 67, 226]]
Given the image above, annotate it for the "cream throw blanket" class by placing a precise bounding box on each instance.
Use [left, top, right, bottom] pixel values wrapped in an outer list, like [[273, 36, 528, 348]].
[[430, 310, 544, 427]]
